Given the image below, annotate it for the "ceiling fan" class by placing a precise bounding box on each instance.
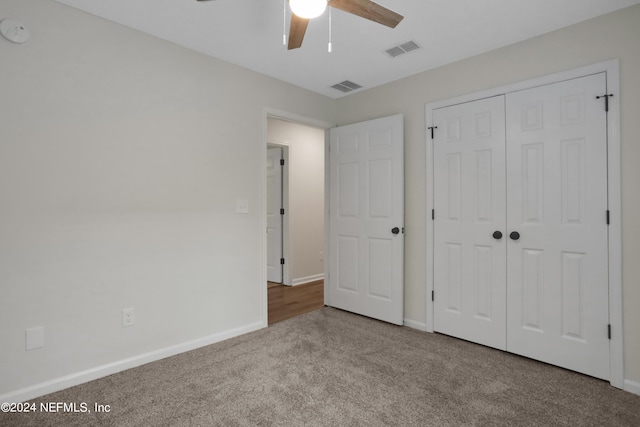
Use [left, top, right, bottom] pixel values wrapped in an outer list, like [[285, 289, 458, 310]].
[[196, 0, 404, 50]]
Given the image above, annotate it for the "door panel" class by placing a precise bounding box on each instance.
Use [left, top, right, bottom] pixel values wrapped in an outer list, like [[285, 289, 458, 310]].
[[506, 73, 609, 380], [329, 115, 404, 325], [266, 147, 283, 283], [433, 96, 507, 350]]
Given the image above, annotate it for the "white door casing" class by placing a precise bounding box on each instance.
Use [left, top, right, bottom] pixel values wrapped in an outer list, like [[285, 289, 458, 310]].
[[505, 73, 610, 380], [266, 147, 283, 283], [432, 96, 507, 350], [328, 114, 404, 325]]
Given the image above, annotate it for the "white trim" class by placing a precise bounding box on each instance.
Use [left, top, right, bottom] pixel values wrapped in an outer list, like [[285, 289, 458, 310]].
[[265, 108, 335, 131], [624, 379, 640, 396], [604, 65, 624, 389], [425, 59, 623, 388], [0, 320, 265, 404], [324, 129, 331, 307], [291, 273, 324, 286], [425, 117, 435, 333], [404, 318, 428, 331]]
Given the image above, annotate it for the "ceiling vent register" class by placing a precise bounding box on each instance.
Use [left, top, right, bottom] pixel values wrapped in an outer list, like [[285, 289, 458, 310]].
[[385, 40, 421, 58], [331, 80, 363, 93]]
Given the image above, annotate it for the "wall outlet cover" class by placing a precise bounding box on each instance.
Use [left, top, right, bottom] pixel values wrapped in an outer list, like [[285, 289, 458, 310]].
[[122, 307, 135, 327], [25, 326, 44, 350], [236, 199, 249, 214]]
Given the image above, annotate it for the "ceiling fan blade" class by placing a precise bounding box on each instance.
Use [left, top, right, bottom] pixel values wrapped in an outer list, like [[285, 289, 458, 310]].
[[288, 14, 309, 50], [329, 0, 403, 28]]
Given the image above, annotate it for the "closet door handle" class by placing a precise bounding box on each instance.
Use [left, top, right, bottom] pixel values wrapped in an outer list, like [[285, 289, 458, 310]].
[[492, 231, 503, 240], [391, 227, 400, 235], [509, 231, 521, 241]]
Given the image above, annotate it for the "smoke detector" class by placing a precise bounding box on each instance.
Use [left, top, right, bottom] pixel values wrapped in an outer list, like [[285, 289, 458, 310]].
[[1, 20, 30, 44]]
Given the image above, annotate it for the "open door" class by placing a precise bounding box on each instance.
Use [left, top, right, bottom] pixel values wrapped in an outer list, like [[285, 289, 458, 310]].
[[327, 114, 404, 325], [266, 147, 284, 283]]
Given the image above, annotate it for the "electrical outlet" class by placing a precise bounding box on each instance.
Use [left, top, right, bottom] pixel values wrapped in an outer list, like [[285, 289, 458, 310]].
[[25, 326, 44, 350], [236, 199, 249, 214], [122, 307, 135, 327]]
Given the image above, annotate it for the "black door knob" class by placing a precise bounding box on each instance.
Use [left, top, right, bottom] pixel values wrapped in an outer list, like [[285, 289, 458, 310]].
[[391, 227, 400, 235], [492, 231, 503, 240], [509, 231, 520, 241]]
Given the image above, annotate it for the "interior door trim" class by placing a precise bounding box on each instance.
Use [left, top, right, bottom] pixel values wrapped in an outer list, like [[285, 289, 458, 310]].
[[425, 60, 623, 389]]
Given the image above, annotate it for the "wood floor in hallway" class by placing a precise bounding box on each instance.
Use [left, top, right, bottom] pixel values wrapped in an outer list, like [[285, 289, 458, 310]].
[[268, 280, 324, 325]]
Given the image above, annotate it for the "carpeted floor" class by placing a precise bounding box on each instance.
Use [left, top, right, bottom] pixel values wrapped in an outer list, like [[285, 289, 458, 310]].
[[3, 307, 639, 426]]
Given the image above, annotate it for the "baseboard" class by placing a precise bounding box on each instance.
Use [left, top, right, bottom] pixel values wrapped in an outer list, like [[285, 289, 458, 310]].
[[624, 379, 640, 396], [0, 320, 266, 404], [403, 318, 428, 331], [291, 274, 324, 286]]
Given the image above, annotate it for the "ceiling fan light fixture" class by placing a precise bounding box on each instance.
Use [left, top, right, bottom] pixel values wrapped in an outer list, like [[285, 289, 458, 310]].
[[289, 0, 327, 19]]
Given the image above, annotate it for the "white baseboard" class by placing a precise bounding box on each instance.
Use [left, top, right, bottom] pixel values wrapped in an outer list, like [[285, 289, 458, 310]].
[[0, 320, 266, 404], [404, 318, 428, 332], [624, 379, 640, 396], [291, 274, 324, 286]]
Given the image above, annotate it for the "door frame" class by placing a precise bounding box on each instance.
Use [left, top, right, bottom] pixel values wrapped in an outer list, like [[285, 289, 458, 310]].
[[425, 60, 623, 388], [261, 108, 334, 326]]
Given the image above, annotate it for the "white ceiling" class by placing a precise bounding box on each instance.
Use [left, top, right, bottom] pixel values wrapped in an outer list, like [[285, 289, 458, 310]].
[[54, 0, 640, 98]]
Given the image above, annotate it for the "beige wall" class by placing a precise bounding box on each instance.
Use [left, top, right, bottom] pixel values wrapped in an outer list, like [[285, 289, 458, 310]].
[[0, 0, 335, 398], [336, 5, 640, 385], [267, 118, 325, 284]]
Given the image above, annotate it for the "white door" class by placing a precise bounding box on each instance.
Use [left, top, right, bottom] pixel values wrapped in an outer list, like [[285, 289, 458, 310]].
[[266, 147, 283, 283], [505, 73, 610, 380], [432, 73, 610, 380], [433, 96, 507, 350], [328, 114, 404, 325]]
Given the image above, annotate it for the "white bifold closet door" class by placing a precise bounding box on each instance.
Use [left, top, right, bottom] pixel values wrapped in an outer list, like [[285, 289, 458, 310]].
[[433, 73, 610, 380], [505, 73, 609, 380], [433, 95, 508, 350]]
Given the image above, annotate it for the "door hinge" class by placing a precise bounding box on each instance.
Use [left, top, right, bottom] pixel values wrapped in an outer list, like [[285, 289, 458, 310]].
[[280, 258, 285, 265], [608, 324, 612, 340], [431, 290, 435, 302], [432, 209, 435, 220], [427, 126, 438, 140], [280, 158, 285, 166], [280, 208, 285, 215], [596, 93, 614, 112], [606, 210, 610, 225]]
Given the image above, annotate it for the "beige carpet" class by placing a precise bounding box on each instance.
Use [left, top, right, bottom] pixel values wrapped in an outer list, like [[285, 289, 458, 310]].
[[3, 307, 639, 426]]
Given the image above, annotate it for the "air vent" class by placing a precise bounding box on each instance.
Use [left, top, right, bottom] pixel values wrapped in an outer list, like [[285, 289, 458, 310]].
[[331, 80, 363, 93], [385, 40, 421, 58]]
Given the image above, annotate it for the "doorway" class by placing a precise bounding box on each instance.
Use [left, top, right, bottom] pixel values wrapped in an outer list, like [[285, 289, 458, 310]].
[[265, 115, 327, 322]]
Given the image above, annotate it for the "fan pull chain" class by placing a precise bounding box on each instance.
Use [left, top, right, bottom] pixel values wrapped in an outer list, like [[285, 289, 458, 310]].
[[328, 6, 332, 52], [283, 0, 287, 45]]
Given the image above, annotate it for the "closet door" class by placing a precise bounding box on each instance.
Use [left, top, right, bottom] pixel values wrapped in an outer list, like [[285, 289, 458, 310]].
[[433, 96, 507, 350], [505, 73, 610, 380]]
